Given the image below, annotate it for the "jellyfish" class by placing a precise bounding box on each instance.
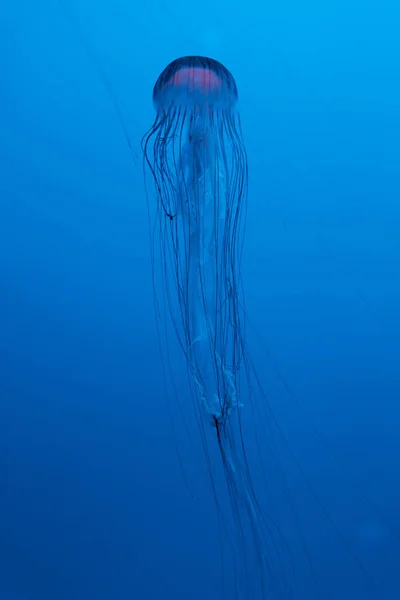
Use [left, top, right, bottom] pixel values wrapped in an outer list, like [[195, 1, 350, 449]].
[[143, 56, 245, 423], [142, 56, 292, 599]]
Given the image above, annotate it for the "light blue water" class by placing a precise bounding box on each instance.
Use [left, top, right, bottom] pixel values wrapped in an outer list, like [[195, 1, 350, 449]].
[[1, 1, 399, 599]]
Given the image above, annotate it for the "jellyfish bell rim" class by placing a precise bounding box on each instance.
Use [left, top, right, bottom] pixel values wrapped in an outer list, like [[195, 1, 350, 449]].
[[152, 55, 239, 112]]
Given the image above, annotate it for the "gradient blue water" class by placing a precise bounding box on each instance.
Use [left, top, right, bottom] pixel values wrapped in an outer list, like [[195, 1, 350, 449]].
[[1, 1, 399, 598]]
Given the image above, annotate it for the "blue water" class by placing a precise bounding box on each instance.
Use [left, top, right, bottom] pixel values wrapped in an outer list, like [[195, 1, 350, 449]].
[[1, 1, 399, 599]]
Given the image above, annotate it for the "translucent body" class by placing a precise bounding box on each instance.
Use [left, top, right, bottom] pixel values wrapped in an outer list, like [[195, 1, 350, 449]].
[[180, 111, 238, 418]]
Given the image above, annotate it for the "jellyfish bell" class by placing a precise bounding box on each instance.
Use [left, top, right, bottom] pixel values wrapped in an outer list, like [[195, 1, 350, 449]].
[[152, 56, 238, 113]]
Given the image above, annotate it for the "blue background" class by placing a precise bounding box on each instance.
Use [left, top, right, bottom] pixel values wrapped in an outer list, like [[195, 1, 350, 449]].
[[0, 1, 399, 598]]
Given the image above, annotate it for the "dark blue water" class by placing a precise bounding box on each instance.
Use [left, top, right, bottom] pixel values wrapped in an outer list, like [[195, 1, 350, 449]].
[[1, 1, 399, 599]]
